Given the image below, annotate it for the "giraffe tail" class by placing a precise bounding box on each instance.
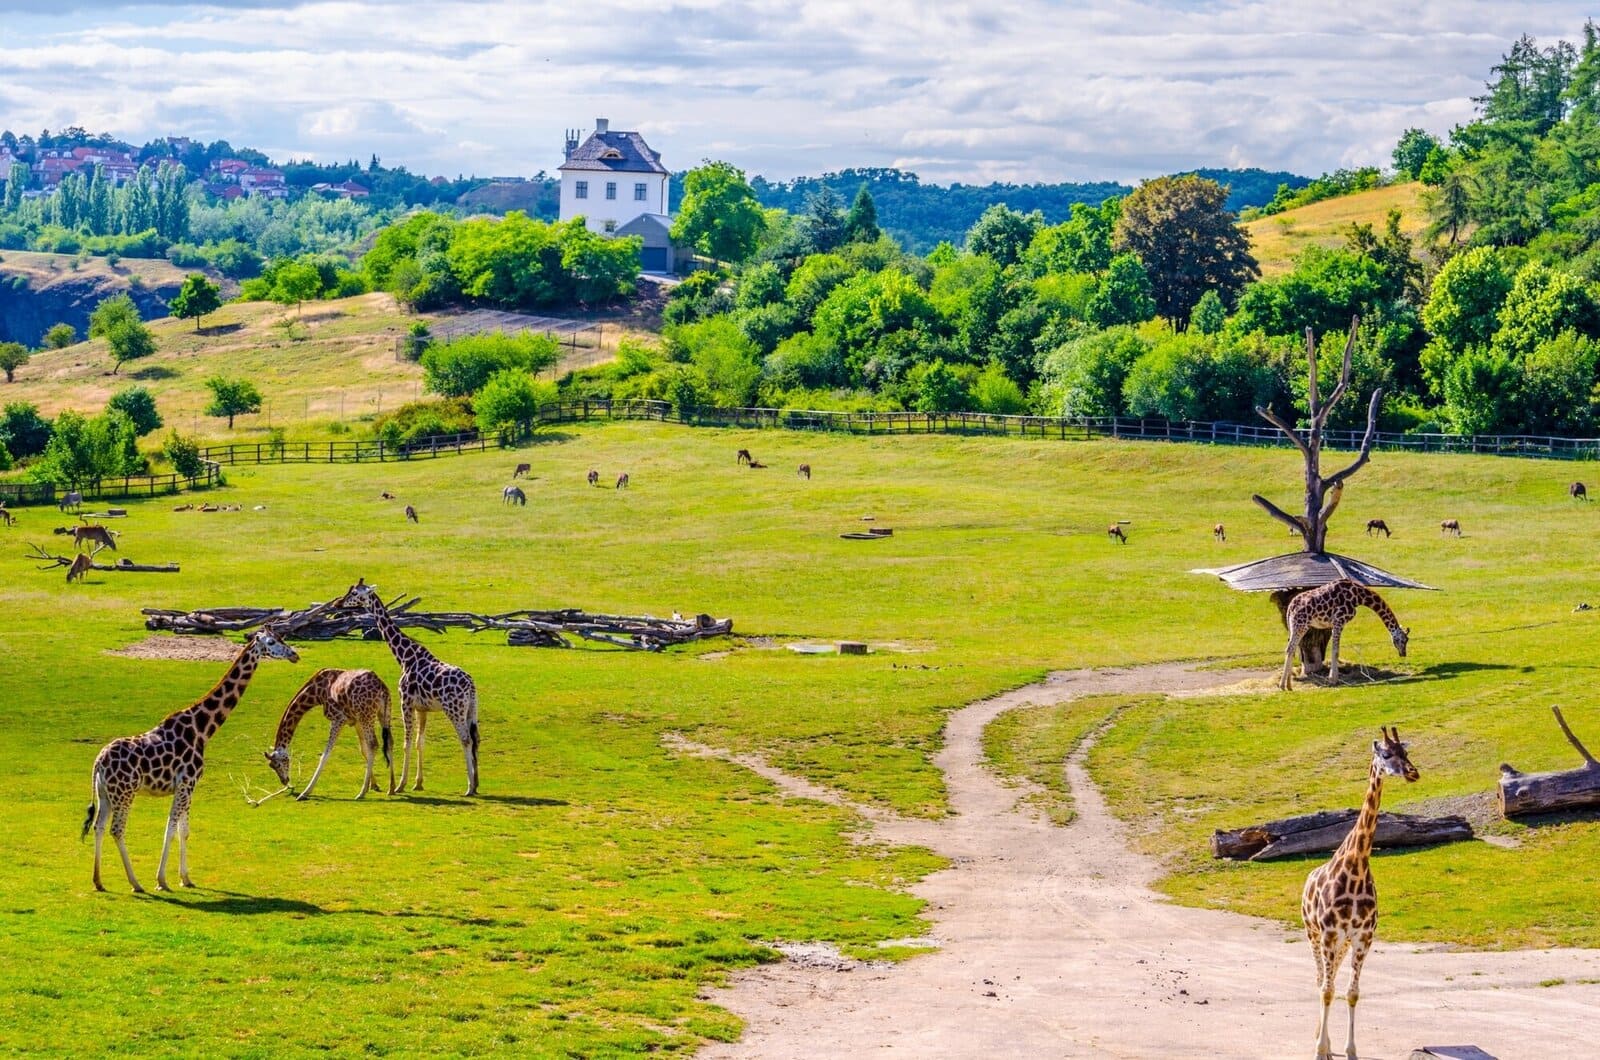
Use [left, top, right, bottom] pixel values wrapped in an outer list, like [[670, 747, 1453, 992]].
[[380, 725, 393, 768], [470, 722, 480, 757], [81, 767, 100, 842]]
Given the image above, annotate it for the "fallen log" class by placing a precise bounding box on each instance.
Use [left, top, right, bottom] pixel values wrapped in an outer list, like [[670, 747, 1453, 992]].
[[1211, 809, 1473, 861], [26, 544, 179, 574], [1498, 705, 1600, 817]]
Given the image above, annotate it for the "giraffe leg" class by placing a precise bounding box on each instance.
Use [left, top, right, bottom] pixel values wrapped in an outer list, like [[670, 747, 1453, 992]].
[[1314, 937, 1338, 1060], [448, 703, 479, 797], [91, 771, 111, 892], [110, 797, 142, 893], [155, 776, 186, 891], [413, 710, 427, 791], [1344, 931, 1372, 1060], [355, 723, 375, 800], [398, 704, 416, 792], [1327, 625, 1343, 686], [175, 781, 195, 888], [1282, 624, 1305, 690], [297, 721, 342, 801]]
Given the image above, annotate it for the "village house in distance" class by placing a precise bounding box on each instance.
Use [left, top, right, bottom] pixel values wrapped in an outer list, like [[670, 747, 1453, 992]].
[[557, 119, 681, 274]]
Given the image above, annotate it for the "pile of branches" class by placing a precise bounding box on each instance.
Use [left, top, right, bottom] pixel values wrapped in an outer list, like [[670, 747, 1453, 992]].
[[141, 593, 733, 652]]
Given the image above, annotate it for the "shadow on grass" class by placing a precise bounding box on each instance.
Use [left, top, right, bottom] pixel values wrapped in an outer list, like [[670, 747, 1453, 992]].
[[1387, 661, 1528, 685], [398, 793, 568, 808], [509, 430, 577, 448], [130, 365, 180, 380], [198, 322, 245, 338], [173, 890, 525, 927]]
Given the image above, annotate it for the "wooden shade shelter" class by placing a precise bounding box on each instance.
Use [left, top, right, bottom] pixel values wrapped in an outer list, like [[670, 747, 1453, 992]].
[[1193, 552, 1435, 594]]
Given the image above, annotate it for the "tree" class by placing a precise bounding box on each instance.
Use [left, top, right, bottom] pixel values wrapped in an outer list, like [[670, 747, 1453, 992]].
[[2, 162, 26, 212], [670, 161, 766, 265], [272, 260, 324, 316], [844, 185, 880, 243], [1492, 262, 1600, 357], [798, 187, 848, 255], [0, 342, 27, 383], [169, 273, 222, 331], [1423, 166, 1476, 244], [204, 375, 262, 429], [966, 204, 1043, 269], [162, 431, 204, 478], [0, 402, 52, 458], [1422, 246, 1514, 352], [104, 318, 156, 374], [420, 332, 560, 397], [1113, 175, 1259, 325], [1392, 128, 1441, 180], [88, 293, 141, 340], [1085, 253, 1156, 327], [1190, 290, 1227, 335], [473, 369, 548, 431], [107, 386, 163, 436], [33, 409, 142, 488], [42, 323, 77, 349], [913, 359, 969, 412]]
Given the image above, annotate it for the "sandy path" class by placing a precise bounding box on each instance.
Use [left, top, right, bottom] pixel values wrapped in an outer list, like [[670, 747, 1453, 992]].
[[686, 663, 1600, 1059]]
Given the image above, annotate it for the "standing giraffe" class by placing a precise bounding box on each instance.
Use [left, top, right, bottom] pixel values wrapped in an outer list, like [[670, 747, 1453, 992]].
[[264, 668, 394, 800], [339, 579, 479, 795], [1302, 726, 1418, 1060], [82, 628, 300, 892], [1280, 579, 1408, 690]]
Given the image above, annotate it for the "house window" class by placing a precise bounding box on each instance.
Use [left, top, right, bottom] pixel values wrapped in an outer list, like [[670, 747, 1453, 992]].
[[634, 182, 648, 201], [604, 219, 617, 233], [575, 180, 588, 199], [605, 181, 617, 200]]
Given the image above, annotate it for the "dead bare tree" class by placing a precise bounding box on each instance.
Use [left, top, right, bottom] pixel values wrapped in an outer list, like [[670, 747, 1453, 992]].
[[1251, 317, 1382, 554]]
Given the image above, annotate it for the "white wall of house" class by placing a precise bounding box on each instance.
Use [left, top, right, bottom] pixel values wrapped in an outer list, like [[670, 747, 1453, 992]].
[[559, 171, 670, 233]]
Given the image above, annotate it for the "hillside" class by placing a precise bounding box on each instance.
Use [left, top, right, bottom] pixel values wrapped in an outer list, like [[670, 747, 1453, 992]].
[[0, 251, 230, 348], [1243, 182, 1427, 276]]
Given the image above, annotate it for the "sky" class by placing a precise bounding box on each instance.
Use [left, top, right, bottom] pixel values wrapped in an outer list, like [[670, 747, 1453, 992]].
[[0, 1, 1594, 186]]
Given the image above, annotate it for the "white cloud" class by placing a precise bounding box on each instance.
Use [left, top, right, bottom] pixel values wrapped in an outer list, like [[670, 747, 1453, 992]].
[[0, 1, 1593, 183]]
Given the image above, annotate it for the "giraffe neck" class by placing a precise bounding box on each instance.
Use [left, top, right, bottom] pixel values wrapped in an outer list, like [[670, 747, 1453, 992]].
[[370, 599, 437, 671], [174, 640, 262, 745], [272, 669, 335, 751], [1361, 590, 1401, 634], [1336, 759, 1384, 865]]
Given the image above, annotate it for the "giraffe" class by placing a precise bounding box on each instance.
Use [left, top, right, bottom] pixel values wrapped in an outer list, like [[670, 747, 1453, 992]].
[[82, 628, 300, 892], [264, 668, 395, 800], [338, 579, 480, 795], [1302, 725, 1418, 1060], [1280, 579, 1408, 690]]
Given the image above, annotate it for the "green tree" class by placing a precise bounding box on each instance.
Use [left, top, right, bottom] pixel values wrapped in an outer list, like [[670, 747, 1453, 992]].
[[204, 375, 263, 429], [1422, 246, 1515, 351], [799, 187, 848, 254], [844, 185, 880, 243], [1493, 261, 1600, 357], [913, 359, 969, 412], [1392, 128, 1442, 180], [169, 273, 223, 331], [272, 260, 324, 316], [1024, 199, 1121, 277], [88, 293, 141, 339], [0, 342, 28, 383], [32, 409, 142, 488], [0, 402, 52, 458], [104, 318, 156, 374], [107, 387, 163, 436], [1085, 253, 1156, 327], [670, 161, 766, 265], [420, 332, 560, 397], [970, 361, 1026, 414], [162, 431, 204, 478], [1189, 290, 1227, 335], [1036, 327, 1151, 417], [43, 323, 77, 349], [3, 162, 26, 212], [966, 204, 1044, 269], [1423, 166, 1476, 244], [1442, 348, 1520, 434], [473, 368, 549, 431], [1113, 175, 1259, 325]]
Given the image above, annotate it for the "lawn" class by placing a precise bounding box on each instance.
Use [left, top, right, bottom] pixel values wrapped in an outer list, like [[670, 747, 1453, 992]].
[[0, 420, 1595, 1053]]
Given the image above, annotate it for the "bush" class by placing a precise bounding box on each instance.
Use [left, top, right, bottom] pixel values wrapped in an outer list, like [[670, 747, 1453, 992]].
[[163, 431, 205, 479], [420, 332, 560, 397], [971, 362, 1027, 414], [0, 402, 52, 458], [31, 409, 143, 488], [371, 398, 476, 446], [42, 323, 77, 349], [473, 369, 555, 431], [107, 387, 163, 436]]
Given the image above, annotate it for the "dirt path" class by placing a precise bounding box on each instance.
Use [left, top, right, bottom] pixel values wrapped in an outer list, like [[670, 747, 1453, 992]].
[[686, 663, 1600, 1058]]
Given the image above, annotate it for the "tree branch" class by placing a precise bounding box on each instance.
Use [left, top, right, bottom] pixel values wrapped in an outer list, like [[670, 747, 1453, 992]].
[[1313, 316, 1361, 433], [1324, 388, 1383, 487], [1254, 405, 1311, 461], [1252, 494, 1310, 536], [1552, 705, 1599, 766], [1304, 328, 1319, 415]]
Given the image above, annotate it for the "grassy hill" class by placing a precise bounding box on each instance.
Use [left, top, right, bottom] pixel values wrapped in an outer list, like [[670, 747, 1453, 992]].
[[0, 422, 1596, 1053], [1244, 182, 1427, 276]]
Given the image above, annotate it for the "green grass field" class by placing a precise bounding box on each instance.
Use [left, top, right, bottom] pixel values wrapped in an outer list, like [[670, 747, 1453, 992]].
[[1, 421, 1597, 1053]]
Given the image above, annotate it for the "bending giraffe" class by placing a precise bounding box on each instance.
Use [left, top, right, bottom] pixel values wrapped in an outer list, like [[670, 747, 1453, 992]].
[[339, 579, 480, 796], [82, 628, 300, 892], [1281, 579, 1408, 690], [1302, 726, 1418, 1060], [264, 668, 394, 800]]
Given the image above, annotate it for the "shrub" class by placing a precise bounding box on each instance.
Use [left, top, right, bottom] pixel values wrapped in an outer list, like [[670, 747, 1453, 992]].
[[43, 323, 77, 349], [420, 332, 560, 397], [371, 398, 476, 446], [163, 431, 205, 479], [0, 402, 52, 458], [473, 369, 554, 431]]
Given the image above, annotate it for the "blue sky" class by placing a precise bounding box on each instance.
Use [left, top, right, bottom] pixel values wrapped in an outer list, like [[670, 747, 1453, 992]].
[[0, 2, 1593, 184]]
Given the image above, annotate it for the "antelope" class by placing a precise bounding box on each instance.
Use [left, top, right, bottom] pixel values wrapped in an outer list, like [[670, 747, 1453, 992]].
[[502, 485, 526, 506], [1440, 519, 1461, 537], [1107, 524, 1127, 544], [199, 504, 219, 512], [405, 505, 419, 523], [72, 524, 118, 553], [513, 463, 531, 479], [58, 490, 83, 512], [66, 552, 93, 583], [0, 506, 13, 528], [798, 463, 811, 480], [1571, 481, 1588, 501], [380, 491, 396, 500], [736, 449, 753, 466], [172, 503, 193, 512], [615, 473, 630, 490], [1213, 523, 1226, 542], [586, 469, 600, 487], [1366, 519, 1391, 537], [747, 459, 768, 469]]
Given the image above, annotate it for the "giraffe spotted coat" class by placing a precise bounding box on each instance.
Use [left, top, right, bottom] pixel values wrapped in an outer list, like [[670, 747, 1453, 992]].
[[265, 668, 395, 800], [1281, 579, 1409, 690]]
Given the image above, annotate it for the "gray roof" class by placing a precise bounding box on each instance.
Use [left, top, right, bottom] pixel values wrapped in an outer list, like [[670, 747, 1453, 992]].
[[615, 213, 674, 236], [559, 130, 668, 174], [1190, 551, 1436, 593]]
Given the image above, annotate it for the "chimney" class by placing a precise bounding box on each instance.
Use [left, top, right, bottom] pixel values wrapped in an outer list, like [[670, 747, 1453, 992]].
[[595, 118, 609, 135], [563, 128, 579, 158]]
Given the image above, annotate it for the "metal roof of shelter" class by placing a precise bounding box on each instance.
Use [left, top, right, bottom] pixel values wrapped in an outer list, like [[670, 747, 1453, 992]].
[[1190, 551, 1436, 593]]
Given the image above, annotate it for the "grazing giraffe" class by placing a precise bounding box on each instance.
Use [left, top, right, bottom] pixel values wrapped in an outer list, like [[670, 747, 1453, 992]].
[[502, 485, 527, 506], [339, 579, 479, 796], [82, 628, 300, 892], [797, 463, 811, 480], [1440, 519, 1461, 536], [264, 668, 394, 800], [1213, 523, 1226, 542], [1107, 524, 1127, 544], [1571, 481, 1588, 501], [615, 472, 629, 489], [513, 462, 531, 478], [404, 505, 419, 523], [736, 449, 753, 466], [1280, 579, 1409, 690], [586, 469, 600, 486], [1365, 519, 1390, 537], [1302, 726, 1418, 1060]]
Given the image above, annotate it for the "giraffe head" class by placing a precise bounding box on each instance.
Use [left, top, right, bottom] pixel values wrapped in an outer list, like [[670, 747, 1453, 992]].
[[340, 577, 382, 614], [251, 626, 300, 664], [1372, 725, 1418, 782], [1390, 624, 1410, 659], [263, 746, 292, 786]]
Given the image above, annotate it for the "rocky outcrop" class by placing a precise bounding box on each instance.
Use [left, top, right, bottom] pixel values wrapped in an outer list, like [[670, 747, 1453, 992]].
[[0, 266, 181, 348]]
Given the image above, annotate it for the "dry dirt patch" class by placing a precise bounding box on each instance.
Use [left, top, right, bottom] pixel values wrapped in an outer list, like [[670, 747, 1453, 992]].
[[108, 634, 242, 662]]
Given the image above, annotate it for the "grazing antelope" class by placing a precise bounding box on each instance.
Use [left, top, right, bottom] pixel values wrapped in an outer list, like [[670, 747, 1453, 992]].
[[615, 473, 630, 490], [1107, 524, 1127, 544], [586, 469, 600, 487], [1212, 523, 1226, 542], [1440, 519, 1461, 537], [798, 463, 811, 480], [513, 463, 531, 479], [404, 505, 419, 523], [380, 491, 396, 500], [72, 524, 118, 553], [1571, 481, 1588, 501], [66, 552, 93, 583], [58, 490, 83, 513], [747, 459, 768, 469], [736, 449, 753, 466], [1365, 519, 1391, 537], [502, 485, 526, 506]]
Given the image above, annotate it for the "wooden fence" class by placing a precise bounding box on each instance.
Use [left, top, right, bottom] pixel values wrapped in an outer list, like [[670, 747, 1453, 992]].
[[0, 462, 223, 508]]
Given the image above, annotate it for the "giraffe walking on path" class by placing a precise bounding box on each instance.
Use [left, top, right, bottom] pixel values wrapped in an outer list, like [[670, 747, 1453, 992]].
[[82, 628, 300, 892], [339, 579, 480, 795], [1281, 579, 1408, 690], [1302, 726, 1419, 1060], [265, 668, 394, 800]]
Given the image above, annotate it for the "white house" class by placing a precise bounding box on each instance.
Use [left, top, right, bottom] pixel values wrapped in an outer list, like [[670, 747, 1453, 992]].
[[558, 119, 671, 246]]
